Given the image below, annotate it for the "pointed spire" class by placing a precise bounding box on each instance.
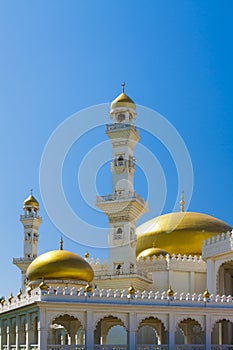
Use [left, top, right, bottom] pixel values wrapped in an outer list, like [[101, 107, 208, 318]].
[[180, 191, 185, 212], [60, 235, 63, 250], [30, 189, 33, 195], [121, 82, 125, 93]]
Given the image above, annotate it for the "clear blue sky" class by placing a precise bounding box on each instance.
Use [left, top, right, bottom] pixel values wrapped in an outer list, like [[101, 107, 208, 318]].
[[0, 1, 232, 296]]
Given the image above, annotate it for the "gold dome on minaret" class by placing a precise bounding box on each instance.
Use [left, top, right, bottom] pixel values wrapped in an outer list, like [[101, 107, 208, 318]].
[[26, 249, 94, 282], [24, 190, 39, 208], [111, 83, 136, 111], [136, 211, 232, 257]]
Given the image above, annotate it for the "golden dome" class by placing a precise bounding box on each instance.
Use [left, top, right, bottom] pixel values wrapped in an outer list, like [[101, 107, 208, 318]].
[[24, 194, 39, 208], [203, 288, 210, 299], [167, 286, 174, 297], [128, 284, 136, 295], [111, 84, 136, 111], [136, 211, 232, 257], [137, 247, 169, 260], [26, 250, 94, 282]]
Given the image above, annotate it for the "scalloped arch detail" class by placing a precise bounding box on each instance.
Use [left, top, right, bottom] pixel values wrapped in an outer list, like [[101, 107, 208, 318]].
[[211, 317, 233, 332], [136, 314, 168, 332], [46, 312, 85, 329], [93, 313, 128, 331], [175, 316, 205, 331]]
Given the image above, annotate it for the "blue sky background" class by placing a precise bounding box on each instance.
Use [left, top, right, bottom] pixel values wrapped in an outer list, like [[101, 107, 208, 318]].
[[0, 1, 233, 296]]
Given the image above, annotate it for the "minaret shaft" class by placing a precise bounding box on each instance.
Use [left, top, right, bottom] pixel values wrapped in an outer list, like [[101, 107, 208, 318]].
[[96, 88, 148, 272]]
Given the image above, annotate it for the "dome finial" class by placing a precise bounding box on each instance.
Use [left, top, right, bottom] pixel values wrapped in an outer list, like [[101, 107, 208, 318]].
[[30, 188, 33, 195], [60, 235, 63, 250], [121, 82, 125, 93], [180, 191, 185, 212]]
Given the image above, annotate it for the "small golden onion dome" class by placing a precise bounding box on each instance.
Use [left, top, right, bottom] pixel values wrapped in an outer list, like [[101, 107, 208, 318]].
[[8, 293, 13, 303], [111, 84, 136, 111], [128, 284, 136, 295], [26, 250, 94, 282], [203, 288, 210, 299], [39, 280, 48, 291], [85, 251, 90, 259], [137, 247, 169, 260], [17, 289, 22, 300], [167, 286, 174, 297], [85, 282, 92, 293], [24, 194, 39, 208], [27, 285, 32, 296], [136, 212, 232, 257], [1, 297, 5, 306]]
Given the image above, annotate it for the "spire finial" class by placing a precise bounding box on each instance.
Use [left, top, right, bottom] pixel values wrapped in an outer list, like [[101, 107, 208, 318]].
[[121, 82, 125, 93], [30, 189, 33, 195], [60, 235, 63, 250], [180, 191, 185, 212]]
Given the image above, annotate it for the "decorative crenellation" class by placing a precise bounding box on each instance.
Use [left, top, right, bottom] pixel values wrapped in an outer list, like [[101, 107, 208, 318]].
[[202, 230, 233, 259], [137, 253, 206, 272], [1, 286, 233, 313]]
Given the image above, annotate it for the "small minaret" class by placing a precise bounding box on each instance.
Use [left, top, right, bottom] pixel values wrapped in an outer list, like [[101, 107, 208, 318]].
[[13, 191, 42, 291], [96, 84, 148, 272]]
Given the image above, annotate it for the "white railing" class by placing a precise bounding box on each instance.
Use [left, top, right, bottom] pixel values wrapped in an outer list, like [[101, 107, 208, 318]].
[[176, 346, 205, 350], [106, 123, 137, 132], [211, 346, 233, 350], [48, 346, 86, 350], [96, 191, 146, 207], [137, 346, 168, 350], [94, 346, 128, 350]]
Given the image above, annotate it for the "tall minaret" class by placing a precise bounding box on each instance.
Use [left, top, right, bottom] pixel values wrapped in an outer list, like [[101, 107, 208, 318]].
[[13, 191, 42, 291], [96, 84, 148, 272]]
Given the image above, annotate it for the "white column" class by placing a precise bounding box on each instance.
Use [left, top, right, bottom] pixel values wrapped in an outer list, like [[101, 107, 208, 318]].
[[169, 313, 175, 350], [205, 315, 211, 349], [6, 321, 10, 350], [25, 313, 29, 350], [85, 311, 94, 350], [128, 312, 136, 349], [190, 271, 195, 293], [207, 259, 215, 294], [15, 315, 19, 350], [38, 308, 47, 349]]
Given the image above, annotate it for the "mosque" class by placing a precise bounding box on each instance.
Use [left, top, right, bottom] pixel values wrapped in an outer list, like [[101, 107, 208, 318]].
[[1, 87, 233, 350]]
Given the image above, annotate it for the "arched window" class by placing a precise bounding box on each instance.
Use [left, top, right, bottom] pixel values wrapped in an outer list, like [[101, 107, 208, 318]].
[[113, 227, 123, 240]]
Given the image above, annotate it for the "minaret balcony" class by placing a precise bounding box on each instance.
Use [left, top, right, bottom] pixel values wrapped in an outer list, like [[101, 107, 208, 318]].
[[106, 122, 137, 133], [96, 192, 148, 221]]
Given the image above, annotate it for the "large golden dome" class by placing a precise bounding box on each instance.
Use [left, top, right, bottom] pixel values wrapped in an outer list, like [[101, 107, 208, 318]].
[[26, 250, 94, 282], [111, 84, 136, 110], [136, 212, 232, 257]]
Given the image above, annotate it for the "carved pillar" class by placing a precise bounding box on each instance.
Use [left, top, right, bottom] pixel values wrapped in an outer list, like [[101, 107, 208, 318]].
[[169, 313, 175, 350], [85, 311, 94, 350], [205, 315, 211, 349], [38, 308, 47, 349], [128, 312, 136, 349]]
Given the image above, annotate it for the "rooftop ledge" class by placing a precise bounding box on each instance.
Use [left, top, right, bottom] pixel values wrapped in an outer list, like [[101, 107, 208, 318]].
[[1, 287, 233, 313]]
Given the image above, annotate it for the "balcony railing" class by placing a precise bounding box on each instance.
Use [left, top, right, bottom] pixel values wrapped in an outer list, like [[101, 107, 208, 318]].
[[48, 346, 85, 350], [94, 267, 151, 280], [137, 346, 168, 350], [175, 346, 205, 350], [96, 191, 146, 207], [106, 123, 137, 133]]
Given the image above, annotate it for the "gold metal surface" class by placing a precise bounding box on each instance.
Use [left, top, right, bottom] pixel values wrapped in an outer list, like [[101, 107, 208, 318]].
[[137, 247, 168, 260], [111, 92, 136, 110], [136, 211, 232, 257], [128, 284, 136, 295], [26, 249, 94, 282], [24, 194, 39, 207], [203, 288, 210, 299], [167, 286, 174, 297]]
